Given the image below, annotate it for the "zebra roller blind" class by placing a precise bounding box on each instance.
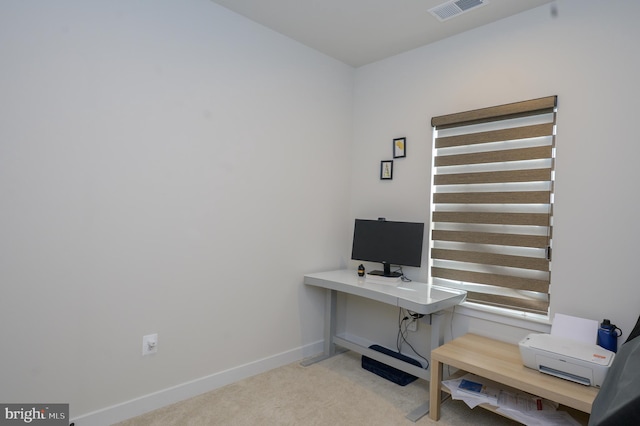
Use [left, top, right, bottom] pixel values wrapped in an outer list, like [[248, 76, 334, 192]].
[[430, 96, 557, 314]]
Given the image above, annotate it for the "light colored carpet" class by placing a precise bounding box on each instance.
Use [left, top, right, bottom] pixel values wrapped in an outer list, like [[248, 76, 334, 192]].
[[115, 351, 520, 426]]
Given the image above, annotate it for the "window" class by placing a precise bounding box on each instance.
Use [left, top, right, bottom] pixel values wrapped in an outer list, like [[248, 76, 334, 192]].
[[429, 96, 557, 315]]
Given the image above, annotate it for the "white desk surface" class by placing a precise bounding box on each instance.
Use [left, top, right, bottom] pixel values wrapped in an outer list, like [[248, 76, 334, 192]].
[[304, 269, 466, 315]]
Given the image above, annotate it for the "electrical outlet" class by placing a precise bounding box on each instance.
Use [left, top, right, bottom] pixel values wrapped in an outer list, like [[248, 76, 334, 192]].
[[142, 333, 158, 356], [407, 318, 418, 332]]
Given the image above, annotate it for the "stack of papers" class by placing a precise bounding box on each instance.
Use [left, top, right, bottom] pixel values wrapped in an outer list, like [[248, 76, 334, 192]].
[[550, 313, 598, 344], [442, 373, 581, 426]]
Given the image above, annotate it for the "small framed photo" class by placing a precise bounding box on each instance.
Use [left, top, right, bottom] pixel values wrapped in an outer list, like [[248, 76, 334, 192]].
[[393, 137, 406, 158], [380, 160, 393, 180]]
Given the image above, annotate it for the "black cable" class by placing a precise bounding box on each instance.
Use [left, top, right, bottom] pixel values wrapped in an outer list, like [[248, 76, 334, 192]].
[[394, 265, 412, 282], [407, 309, 424, 319], [397, 309, 409, 352], [396, 308, 430, 369], [400, 330, 430, 370]]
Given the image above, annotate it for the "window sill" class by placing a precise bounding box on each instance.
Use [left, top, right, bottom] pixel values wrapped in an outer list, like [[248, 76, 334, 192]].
[[453, 301, 552, 334]]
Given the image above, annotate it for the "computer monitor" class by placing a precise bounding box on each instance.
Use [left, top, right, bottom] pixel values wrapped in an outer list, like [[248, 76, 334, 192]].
[[351, 218, 425, 278]]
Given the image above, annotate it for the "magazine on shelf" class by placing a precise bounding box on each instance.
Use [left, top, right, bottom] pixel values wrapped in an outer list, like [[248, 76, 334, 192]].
[[458, 378, 500, 400], [442, 373, 579, 425]]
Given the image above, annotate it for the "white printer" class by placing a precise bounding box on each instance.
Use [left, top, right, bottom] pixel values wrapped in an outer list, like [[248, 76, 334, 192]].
[[519, 333, 615, 387]]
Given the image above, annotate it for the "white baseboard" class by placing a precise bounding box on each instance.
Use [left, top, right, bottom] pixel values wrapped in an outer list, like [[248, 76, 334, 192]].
[[70, 341, 324, 426]]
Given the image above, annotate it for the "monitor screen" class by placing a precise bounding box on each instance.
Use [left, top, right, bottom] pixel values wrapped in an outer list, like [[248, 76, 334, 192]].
[[351, 219, 425, 277]]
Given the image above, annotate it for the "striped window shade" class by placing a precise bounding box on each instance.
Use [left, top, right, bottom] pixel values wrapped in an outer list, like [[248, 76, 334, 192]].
[[430, 96, 557, 315]]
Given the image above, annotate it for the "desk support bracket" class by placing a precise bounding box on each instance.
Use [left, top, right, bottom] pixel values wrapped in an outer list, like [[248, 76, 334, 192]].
[[430, 311, 445, 349], [401, 311, 446, 422], [301, 289, 339, 366]]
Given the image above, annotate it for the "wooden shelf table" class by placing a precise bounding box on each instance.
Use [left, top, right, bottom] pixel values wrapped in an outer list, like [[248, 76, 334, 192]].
[[429, 333, 599, 424]]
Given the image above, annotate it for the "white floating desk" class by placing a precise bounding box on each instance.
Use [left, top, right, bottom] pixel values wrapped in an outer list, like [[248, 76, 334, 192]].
[[303, 269, 467, 422]]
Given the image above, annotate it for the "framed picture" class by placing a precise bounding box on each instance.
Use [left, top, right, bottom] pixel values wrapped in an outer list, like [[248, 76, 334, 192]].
[[393, 137, 406, 158], [380, 160, 393, 180]]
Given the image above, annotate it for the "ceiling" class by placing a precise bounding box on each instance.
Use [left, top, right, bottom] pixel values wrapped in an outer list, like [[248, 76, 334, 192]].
[[210, 0, 554, 67]]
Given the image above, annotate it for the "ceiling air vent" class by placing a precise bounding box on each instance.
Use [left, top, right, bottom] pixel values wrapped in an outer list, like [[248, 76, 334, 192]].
[[429, 0, 488, 22]]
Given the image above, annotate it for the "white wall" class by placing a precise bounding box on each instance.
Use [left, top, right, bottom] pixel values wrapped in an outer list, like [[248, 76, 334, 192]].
[[347, 0, 640, 351], [3, 0, 639, 423], [0, 0, 353, 422]]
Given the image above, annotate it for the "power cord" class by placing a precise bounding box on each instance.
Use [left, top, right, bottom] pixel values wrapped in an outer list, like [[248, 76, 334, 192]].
[[396, 308, 430, 369], [393, 266, 412, 282]]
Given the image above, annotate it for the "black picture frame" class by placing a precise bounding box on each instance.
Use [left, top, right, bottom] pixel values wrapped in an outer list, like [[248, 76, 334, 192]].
[[393, 137, 406, 158], [380, 160, 393, 180]]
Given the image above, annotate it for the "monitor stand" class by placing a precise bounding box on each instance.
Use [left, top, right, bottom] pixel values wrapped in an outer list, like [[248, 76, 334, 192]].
[[368, 263, 402, 278]]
